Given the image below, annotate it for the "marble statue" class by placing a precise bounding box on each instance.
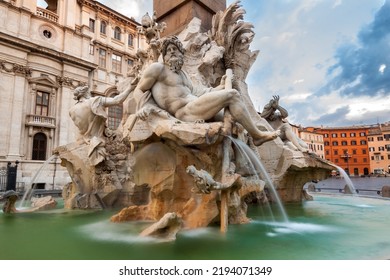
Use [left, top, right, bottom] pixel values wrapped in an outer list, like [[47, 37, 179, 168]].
[[133, 36, 279, 146], [261, 95, 309, 152], [69, 84, 132, 165], [54, 1, 334, 235]]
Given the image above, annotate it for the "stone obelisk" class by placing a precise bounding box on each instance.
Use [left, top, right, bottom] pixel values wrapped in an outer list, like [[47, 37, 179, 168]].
[[153, 0, 226, 36]]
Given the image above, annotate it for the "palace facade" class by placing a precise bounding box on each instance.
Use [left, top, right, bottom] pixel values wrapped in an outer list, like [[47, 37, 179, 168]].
[[0, 0, 144, 190]]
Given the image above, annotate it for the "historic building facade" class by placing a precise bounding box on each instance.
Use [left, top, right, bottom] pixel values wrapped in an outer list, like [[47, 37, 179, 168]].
[[298, 127, 325, 159], [0, 0, 143, 190], [315, 126, 371, 176], [367, 123, 390, 175]]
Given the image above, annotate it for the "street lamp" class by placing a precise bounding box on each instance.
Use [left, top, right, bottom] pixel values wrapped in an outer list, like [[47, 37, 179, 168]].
[[344, 151, 350, 176]]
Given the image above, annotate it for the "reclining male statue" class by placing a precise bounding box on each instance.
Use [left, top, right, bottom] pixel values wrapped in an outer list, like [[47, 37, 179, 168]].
[[133, 36, 278, 146]]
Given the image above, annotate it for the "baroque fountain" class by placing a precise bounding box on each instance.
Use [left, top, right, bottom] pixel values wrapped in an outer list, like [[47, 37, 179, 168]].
[[55, 1, 332, 232], [1, 2, 389, 260]]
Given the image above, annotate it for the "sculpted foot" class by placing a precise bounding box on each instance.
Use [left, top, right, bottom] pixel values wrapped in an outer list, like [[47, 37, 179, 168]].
[[253, 130, 279, 146]]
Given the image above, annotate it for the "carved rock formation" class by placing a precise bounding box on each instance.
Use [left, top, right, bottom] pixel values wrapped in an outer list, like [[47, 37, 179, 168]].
[[139, 212, 183, 241]]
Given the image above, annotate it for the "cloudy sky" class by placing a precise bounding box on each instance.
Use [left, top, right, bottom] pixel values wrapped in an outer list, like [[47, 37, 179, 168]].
[[53, 0, 390, 127]]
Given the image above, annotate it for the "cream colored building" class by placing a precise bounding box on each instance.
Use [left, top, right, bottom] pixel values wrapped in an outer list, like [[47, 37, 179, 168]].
[[367, 123, 390, 175], [297, 126, 325, 159], [0, 0, 143, 190]]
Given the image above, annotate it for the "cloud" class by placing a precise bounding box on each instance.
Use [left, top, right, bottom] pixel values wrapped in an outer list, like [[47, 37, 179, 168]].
[[320, 1, 390, 97], [99, 0, 153, 21]]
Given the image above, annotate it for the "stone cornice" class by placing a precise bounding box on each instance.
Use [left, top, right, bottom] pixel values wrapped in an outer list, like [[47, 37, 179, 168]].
[[92, 40, 137, 59], [78, 0, 140, 29], [0, 31, 97, 71]]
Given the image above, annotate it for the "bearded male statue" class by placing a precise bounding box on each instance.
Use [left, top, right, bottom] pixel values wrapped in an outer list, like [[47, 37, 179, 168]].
[[133, 36, 278, 146]]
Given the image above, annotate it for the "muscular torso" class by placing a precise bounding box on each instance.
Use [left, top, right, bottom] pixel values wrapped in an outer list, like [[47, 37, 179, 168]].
[[69, 99, 96, 134], [151, 66, 196, 116]]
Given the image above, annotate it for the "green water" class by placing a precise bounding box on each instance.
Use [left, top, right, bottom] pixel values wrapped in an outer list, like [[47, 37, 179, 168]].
[[1, 194, 389, 260]]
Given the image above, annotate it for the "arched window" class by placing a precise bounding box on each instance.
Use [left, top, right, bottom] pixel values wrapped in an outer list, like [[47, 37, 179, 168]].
[[128, 34, 134, 46], [32, 133, 47, 160], [108, 105, 123, 129], [100, 21, 107, 34], [113, 27, 121, 40]]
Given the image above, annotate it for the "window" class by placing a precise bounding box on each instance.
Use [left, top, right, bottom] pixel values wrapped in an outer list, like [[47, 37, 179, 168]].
[[368, 137, 373, 141], [128, 34, 134, 46], [324, 141, 329, 146], [127, 59, 134, 73], [32, 133, 47, 160], [362, 149, 367, 154], [351, 140, 357, 145], [360, 132, 366, 136], [341, 133, 346, 137], [324, 134, 329, 138], [379, 146, 385, 151], [350, 133, 356, 137], [112, 54, 122, 73], [89, 44, 94, 55], [385, 134, 390, 140], [89, 19, 95, 32], [363, 158, 367, 162], [100, 21, 107, 34], [377, 136, 384, 141], [108, 105, 123, 129], [369, 147, 375, 152], [341, 141, 347, 146], [35, 91, 50, 116], [99, 49, 106, 68], [334, 150, 338, 155], [325, 150, 329, 155], [360, 140, 367, 145], [352, 149, 357, 155], [332, 141, 338, 146], [114, 27, 121, 40], [332, 133, 337, 137]]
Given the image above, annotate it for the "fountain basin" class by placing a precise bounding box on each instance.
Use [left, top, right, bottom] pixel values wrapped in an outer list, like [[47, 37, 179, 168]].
[[1, 194, 389, 260]]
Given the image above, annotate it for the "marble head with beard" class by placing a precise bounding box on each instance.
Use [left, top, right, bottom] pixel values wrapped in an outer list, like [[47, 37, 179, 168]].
[[161, 36, 185, 73]]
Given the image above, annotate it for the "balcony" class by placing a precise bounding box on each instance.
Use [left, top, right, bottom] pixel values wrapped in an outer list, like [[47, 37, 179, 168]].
[[36, 7, 58, 23], [26, 114, 56, 129]]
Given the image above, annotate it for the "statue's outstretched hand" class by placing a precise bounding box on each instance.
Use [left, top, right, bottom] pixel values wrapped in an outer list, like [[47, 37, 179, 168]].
[[136, 106, 155, 121]]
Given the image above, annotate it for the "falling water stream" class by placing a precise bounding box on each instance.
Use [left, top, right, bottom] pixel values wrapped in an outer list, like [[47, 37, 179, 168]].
[[18, 154, 58, 208], [332, 165, 358, 194], [228, 136, 289, 222]]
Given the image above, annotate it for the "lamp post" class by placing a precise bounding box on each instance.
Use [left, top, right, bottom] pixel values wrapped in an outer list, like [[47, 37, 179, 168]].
[[344, 151, 350, 176], [6, 161, 19, 191]]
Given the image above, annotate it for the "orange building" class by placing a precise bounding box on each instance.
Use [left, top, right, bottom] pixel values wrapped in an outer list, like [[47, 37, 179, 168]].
[[315, 126, 370, 176]]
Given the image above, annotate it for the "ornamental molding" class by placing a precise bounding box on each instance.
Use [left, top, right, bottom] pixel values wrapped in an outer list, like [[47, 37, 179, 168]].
[[0, 59, 31, 77], [56, 76, 87, 88]]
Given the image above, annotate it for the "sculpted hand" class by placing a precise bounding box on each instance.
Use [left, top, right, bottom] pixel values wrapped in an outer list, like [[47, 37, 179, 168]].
[[271, 95, 279, 109], [136, 106, 155, 121]]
